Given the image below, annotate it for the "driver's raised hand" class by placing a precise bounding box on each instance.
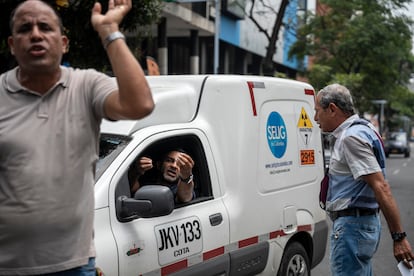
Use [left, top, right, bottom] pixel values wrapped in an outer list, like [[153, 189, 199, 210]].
[[137, 157, 153, 176]]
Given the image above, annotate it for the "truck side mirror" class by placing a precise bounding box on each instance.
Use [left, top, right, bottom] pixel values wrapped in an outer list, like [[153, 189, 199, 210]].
[[116, 185, 174, 222]]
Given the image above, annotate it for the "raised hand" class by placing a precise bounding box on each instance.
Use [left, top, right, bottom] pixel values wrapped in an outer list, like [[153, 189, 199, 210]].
[[91, 0, 132, 38], [137, 157, 153, 176], [177, 153, 195, 179]]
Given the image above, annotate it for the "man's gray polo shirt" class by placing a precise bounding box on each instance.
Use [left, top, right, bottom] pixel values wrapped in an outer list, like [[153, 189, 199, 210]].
[[327, 115, 384, 212], [0, 66, 116, 274]]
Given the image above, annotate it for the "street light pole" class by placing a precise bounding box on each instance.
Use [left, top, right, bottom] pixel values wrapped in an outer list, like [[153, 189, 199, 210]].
[[372, 99, 387, 136], [214, 0, 220, 74]]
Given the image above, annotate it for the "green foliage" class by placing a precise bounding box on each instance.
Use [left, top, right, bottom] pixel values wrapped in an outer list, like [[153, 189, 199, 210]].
[[274, 72, 288, 78], [0, 0, 162, 72], [290, 0, 414, 118], [387, 85, 414, 131], [306, 64, 332, 91], [389, 85, 414, 117]]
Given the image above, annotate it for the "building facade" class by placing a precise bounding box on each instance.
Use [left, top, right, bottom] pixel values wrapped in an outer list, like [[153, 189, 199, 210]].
[[142, 0, 315, 77]]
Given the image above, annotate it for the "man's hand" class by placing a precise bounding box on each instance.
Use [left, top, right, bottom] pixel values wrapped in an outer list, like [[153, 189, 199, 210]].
[[177, 153, 194, 179], [137, 157, 153, 176], [394, 239, 414, 269], [91, 0, 132, 38]]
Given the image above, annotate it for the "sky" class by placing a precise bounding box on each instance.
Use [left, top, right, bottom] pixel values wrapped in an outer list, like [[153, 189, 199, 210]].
[[406, 2, 414, 85], [404, 2, 414, 51], [408, 1, 414, 15]]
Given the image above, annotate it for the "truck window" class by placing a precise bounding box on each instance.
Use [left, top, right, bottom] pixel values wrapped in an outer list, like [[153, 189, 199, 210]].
[[96, 134, 132, 181], [118, 134, 213, 213]]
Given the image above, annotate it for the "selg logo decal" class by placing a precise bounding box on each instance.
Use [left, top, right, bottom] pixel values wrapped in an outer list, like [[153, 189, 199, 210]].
[[267, 111, 287, 158]]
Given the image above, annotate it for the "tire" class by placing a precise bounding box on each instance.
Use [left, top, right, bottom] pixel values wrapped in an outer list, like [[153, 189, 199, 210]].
[[277, 242, 310, 276], [404, 150, 410, 158]]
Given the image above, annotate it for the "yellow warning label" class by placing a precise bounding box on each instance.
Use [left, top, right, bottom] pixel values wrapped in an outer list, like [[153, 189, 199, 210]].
[[297, 107, 313, 128]]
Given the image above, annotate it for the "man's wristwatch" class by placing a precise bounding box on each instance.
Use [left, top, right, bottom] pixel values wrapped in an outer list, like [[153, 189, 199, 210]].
[[391, 232, 407, 242], [180, 174, 193, 184]]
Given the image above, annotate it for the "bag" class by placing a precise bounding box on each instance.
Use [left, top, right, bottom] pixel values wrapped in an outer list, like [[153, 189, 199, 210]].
[[319, 169, 329, 210]]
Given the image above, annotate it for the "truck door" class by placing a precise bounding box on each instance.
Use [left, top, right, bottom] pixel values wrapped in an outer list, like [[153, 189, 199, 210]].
[[107, 129, 230, 276]]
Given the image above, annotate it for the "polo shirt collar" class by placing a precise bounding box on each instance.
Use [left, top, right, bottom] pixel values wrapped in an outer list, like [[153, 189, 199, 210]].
[[332, 114, 360, 140], [4, 66, 70, 95]]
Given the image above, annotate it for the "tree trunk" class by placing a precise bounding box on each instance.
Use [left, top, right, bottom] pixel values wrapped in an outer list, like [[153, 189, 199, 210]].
[[262, 0, 290, 76]]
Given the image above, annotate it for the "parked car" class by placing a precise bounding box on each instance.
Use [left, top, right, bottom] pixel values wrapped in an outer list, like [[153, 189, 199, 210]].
[[384, 131, 410, 158]]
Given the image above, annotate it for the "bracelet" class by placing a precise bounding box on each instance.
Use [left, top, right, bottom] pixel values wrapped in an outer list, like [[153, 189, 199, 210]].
[[103, 31, 125, 49], [391, 231, 407, 242]]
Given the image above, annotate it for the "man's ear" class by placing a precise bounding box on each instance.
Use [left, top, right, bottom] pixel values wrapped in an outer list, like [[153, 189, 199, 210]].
[[8, 36, 15, 56], [328, 102, 337, 113], [62, 35, 69, 54]]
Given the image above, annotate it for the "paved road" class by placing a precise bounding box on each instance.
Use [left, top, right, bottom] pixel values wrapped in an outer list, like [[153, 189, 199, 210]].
[[312, 146, 414, 276]]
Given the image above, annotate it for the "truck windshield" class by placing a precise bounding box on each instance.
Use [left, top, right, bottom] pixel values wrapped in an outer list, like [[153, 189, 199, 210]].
[[96, 134, 132, 181]]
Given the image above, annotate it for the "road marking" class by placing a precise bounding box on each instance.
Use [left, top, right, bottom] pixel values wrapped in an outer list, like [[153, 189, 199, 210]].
[[392, 169, 400, 175]]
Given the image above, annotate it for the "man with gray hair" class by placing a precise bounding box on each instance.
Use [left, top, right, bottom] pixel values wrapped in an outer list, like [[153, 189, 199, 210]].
[[315, 83, 413, 275]]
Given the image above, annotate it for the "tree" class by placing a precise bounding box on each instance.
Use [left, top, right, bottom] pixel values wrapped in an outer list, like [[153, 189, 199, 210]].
[[245, 0, 290, 76], [289, 0, 414, 118], [0, 0, 162, 73]]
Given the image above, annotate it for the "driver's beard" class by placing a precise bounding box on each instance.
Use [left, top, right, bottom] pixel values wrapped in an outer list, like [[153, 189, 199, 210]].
[[163, 172, 178, 184]]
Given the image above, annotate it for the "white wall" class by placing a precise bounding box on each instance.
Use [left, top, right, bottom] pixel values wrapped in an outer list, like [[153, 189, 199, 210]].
[[238, 0, 316, 64]]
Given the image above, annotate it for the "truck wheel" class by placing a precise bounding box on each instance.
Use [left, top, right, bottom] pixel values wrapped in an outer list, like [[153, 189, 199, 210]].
[[277, 242, 310, 276]]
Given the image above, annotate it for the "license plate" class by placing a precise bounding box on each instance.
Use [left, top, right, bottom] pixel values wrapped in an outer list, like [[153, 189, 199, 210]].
[[155, 216, 203, 265]]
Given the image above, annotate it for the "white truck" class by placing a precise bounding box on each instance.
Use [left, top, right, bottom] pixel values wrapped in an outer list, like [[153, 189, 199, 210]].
[[94, 75, 328, 276]]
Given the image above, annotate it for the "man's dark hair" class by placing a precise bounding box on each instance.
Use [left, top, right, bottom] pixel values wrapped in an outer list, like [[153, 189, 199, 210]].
[[161, 148, 188, 161]]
